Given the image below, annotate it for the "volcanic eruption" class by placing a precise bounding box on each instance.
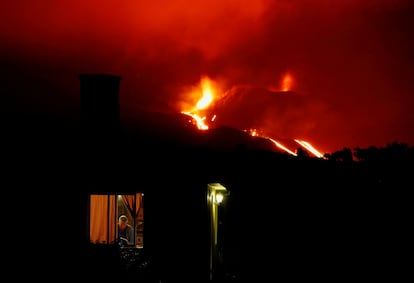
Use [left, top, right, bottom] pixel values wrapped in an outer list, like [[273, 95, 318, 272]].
[[179, 74, 325, 158]]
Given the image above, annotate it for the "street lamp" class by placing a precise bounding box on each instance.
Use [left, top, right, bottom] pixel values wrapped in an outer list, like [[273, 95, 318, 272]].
[[207, 183, 229, 281]]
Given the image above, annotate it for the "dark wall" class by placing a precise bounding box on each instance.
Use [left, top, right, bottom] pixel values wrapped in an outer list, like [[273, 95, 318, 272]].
[[79, 73, 121, 132]]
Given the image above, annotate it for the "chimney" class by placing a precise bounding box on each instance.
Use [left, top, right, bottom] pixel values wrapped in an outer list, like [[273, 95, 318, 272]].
[[79, 73, 122, 133]]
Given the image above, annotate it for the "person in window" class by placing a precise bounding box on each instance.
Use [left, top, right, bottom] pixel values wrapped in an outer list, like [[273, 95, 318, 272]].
[[118, 215, 135, 246]]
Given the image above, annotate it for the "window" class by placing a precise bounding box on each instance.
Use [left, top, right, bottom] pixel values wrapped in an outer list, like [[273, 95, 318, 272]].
[[89, 193, 144, 247]]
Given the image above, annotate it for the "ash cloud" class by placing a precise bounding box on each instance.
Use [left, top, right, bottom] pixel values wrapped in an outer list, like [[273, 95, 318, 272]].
[[1, 0, 414, 152]]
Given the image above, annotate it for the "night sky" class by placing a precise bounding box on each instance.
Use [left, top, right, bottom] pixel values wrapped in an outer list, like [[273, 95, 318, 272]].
[[1, 0, 414, 153]]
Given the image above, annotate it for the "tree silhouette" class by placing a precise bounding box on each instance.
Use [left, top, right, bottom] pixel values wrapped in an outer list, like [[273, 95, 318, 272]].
[[296, 146, 309, 159], [325, 147, 353, 163]]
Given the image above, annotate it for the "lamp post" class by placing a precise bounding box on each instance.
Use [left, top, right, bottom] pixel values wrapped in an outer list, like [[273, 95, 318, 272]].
[[207, 183, 229, 281]]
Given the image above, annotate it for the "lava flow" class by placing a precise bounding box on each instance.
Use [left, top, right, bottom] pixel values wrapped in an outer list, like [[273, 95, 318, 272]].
[[181, 75, 218, 130], [180, 75, 324, 158]]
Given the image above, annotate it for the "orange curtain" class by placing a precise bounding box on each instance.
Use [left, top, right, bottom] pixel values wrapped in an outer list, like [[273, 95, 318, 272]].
[[90, 195, 116, 244], [122, 193, 142, 221]]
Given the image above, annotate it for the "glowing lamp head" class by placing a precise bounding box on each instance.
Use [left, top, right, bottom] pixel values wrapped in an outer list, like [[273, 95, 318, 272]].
[[215, 193, 224, 204], [208, 183, 229, 205]]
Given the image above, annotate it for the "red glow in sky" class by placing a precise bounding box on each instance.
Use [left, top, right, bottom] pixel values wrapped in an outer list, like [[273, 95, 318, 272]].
[[1, 0, 414, 153]]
